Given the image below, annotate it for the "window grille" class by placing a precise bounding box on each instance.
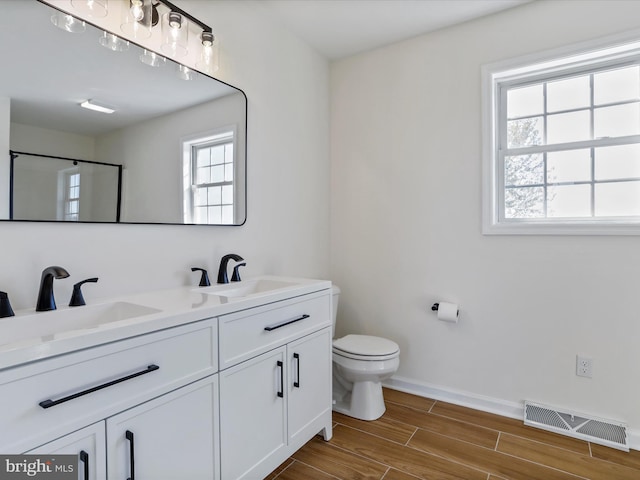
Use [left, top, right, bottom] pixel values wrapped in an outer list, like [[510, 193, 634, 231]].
[[183, 130, 235, 224], [483, 34, 640, 234]]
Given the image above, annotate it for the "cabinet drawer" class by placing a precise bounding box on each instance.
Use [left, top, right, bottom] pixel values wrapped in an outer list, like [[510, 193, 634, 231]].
[[219, 291, 330, 370], [0, 318, 217, 453]]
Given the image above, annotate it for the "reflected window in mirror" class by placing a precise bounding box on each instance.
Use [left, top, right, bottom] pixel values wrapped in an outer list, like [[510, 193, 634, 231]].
[[183, 128, 236, 224], [62, 170, 80, 221]]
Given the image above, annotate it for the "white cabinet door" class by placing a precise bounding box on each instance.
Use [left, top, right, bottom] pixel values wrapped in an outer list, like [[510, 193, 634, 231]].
[[219, 347, 287, 480], [26, 422, 106, 480], [287, 328, 332, 445], [106, 374, 219, 480]]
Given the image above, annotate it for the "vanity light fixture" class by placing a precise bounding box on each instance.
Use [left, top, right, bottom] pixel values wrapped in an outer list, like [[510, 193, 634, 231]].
[[158, 0, 217, 68], [51, 0, 218, 74], [196, 30, 219, 75], [129, 0, 145, 21], [80, 100, 115, 114], [161, 10, 188, 57], [50, 11, 86, 33], [98, 31, 130, 51], [70, 0, 108, 18], [121, 0, 156, 40]]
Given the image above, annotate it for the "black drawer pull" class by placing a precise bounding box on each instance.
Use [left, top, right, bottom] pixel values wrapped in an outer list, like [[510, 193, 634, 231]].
[[39, 365, 160, 409], [277, 360, 284, 398], [293, 353, 300, 388], [79, 450, 89, 480], [126, 430, 135, 480], [264, 314, 310, 331]]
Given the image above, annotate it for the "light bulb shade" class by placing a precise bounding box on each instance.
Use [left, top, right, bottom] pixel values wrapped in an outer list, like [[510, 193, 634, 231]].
[[161, 11, 188, 57], [99, 31, 130, 51], [121, 0, 152, 39], [140, 49, 166, 67], [196, 34, 219, 75], [70, 0, 108, 18], [50, 11, 86, 33]]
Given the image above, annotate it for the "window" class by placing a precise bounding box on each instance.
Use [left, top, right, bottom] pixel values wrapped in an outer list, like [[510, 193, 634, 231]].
[[63, 171, 80, 222], [183, 129, 235, 224], [483, 34, 640, 234]]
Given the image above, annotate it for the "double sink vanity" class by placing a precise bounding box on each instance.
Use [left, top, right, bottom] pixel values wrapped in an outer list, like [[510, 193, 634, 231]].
[[0, 275, 333, 479], [1, 2, 330, 478]]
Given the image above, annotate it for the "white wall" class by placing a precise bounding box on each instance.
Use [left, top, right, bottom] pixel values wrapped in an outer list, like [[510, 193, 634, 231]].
[[0, 1, 329, 315], [96, 92, 245, 224], [10, 123, 95, 160], [331, 0, 640, 439]]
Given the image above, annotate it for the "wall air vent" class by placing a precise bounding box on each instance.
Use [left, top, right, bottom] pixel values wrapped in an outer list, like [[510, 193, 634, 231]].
[[524, 401, 628, 451]]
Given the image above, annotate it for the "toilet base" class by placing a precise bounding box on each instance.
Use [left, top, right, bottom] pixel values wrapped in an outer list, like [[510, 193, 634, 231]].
[[332, 380, 386, 421]]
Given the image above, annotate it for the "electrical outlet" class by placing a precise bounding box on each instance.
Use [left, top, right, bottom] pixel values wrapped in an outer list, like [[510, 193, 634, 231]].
[[576, 355, 593, 378]]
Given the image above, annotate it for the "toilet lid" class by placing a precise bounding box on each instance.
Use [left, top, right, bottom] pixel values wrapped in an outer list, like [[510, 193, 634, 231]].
[[333, 334, 399, 357]]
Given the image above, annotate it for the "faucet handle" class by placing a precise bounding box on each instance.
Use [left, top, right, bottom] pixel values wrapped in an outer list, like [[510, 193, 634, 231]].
[[191, 267, 211, 287], [231, 263, 246, 282], [69, 278, 99, 307], [0, 291, 15, 318]]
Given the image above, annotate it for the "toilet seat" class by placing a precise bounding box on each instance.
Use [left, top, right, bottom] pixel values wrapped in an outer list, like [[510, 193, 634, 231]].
[[333, 334, 400, 361]]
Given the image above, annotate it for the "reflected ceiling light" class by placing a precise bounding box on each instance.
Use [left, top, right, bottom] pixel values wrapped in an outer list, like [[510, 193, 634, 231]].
[[80, 100, 115, 114], [98, 31, 130, 51], [70, 0, 108, 18], [176, 64, 193, 81], [50, 11, 86, 33], [196, 31, 219, 75], [121, 0, 157, 40], [140, 49, 167, 67], [161, 11, 188, 57]]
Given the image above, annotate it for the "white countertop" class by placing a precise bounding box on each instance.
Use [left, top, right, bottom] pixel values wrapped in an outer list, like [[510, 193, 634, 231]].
[[0, 276, 331, 371]]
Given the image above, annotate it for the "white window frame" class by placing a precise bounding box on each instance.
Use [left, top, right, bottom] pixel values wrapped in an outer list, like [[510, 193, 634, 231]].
[[483, 30, 640, 235], [181, 126, 237, 225]]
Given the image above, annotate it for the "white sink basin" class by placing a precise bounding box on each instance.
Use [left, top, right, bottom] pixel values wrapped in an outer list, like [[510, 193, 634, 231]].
[[0, 301, 161, 347], [196, 279, 299, 298]]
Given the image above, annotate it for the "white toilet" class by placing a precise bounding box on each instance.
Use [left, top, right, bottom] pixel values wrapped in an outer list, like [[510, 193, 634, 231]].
[[331, 285, 400, 421]]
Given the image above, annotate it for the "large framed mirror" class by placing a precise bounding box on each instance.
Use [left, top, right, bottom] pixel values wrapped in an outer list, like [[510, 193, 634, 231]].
[[0, 0, 247, 225]]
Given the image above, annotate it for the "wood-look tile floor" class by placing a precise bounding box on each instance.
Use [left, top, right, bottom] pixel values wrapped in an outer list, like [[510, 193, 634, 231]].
[[265, 388, 640, 480]]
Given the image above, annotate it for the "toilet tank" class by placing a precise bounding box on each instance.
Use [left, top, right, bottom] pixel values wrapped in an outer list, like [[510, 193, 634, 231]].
[[331, 285, 340, 337]]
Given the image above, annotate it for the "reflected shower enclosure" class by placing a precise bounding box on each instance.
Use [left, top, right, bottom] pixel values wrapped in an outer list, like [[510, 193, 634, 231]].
[[10, 151, 122, 222]]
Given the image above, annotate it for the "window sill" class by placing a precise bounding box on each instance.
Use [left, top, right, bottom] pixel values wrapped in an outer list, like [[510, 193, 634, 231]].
[[483, 219, 640, 236]]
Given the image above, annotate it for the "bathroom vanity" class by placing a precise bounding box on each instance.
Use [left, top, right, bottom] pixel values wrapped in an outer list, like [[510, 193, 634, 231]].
[[0, 276, 332, 480]]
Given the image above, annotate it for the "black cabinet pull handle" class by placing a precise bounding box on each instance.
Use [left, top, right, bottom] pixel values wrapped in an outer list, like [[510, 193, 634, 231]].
[[264, 314, 310, 331], [293, 353, 300, 388], [277, 360, 284, 398], [79, 450, 89, 480], [39, 365, 160, 409], [126, 430, 135, 480]]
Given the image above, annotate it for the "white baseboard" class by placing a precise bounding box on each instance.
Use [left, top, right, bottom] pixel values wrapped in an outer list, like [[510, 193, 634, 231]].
[[383, 375, 640, 451]]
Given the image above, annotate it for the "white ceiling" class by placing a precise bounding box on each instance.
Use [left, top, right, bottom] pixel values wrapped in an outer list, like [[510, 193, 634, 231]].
[[263, 0, 533, 60]]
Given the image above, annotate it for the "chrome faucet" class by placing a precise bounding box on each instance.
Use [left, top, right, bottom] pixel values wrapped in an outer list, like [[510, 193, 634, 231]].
[[217, 254, 244, 284], [36, 266, 70, 312]]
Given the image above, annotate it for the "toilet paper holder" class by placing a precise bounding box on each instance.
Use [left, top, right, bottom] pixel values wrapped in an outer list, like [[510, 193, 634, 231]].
[[431, 302, 460, 323]]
